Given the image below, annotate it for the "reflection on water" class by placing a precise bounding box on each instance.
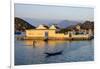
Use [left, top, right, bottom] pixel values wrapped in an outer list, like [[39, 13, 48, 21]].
[[15, 39, 94, 65]]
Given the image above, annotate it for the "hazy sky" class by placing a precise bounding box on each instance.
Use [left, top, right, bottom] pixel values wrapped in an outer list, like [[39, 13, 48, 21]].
[[15, 4, 94, 21]]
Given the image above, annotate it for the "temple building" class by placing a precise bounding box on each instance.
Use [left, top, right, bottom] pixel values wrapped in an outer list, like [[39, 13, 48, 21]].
[[25, 24, 93, 40]]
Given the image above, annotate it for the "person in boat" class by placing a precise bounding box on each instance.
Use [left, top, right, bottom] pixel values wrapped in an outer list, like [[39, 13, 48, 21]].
[[33, 40, 36, 47]]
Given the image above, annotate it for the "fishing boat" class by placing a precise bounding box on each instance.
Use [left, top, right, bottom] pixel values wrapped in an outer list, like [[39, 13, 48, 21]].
[[45, 51, 63, 57]]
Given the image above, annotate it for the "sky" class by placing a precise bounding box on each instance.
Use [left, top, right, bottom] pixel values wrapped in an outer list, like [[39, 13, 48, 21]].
[[15, 3, 94, 22]]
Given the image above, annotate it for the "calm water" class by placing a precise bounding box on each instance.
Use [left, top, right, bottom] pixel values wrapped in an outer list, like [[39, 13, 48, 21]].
[[15, 39, 94, 65]]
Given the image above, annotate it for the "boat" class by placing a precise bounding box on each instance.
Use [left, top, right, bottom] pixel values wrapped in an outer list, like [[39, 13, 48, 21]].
[[45, 51, 63, 57]]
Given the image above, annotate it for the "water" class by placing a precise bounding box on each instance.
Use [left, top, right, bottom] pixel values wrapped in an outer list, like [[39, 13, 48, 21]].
[[15, 39, 94, 65]]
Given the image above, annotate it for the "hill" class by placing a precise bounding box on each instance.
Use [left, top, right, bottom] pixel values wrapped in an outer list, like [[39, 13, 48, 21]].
[[15, 17, 36, 32], [59, 21, 94, 33], [57, 20, 79, 28]]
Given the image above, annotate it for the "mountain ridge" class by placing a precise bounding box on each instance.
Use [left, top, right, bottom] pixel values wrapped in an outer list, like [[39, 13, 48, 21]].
[[15, 17, 94, 33], [15, 17, 35, 32]]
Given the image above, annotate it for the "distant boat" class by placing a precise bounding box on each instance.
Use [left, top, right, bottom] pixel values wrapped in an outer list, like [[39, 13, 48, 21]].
[[45, 51, 63, 57], [15, 31, 21, 35]]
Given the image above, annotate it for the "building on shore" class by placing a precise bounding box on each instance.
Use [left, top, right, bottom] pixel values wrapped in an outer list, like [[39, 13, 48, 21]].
[[25, 24, 93, 40]]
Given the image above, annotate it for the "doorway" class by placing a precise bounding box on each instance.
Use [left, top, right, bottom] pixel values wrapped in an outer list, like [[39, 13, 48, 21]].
[[45, 32, 48, 39]]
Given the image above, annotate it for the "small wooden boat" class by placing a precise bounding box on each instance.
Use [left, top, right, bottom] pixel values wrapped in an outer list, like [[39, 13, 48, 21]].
[[45, 51, 63, 57]]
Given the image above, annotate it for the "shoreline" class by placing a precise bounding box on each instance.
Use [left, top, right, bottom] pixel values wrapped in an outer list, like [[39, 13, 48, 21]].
[[15, 36, 94, 41]]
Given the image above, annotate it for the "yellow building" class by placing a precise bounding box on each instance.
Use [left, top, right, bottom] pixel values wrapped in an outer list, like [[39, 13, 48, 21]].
[[25, 24, 93, 40], [25, 24, 68, 40]]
